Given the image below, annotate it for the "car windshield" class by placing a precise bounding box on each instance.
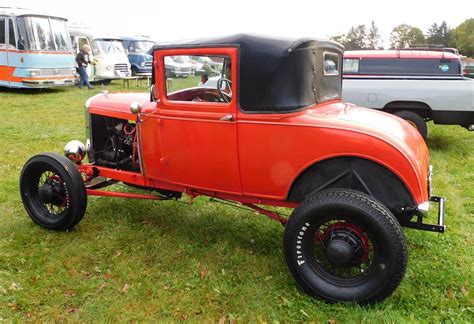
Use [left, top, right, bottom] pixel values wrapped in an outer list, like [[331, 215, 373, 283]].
[[129, 40, 154, 53], [16, 16, 72, 51], [92, 39, 125, 55]]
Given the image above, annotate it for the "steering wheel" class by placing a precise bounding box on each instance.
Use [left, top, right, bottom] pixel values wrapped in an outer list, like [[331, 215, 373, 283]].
[[217, 78, 232, 103], [192, 89, 231, 103]]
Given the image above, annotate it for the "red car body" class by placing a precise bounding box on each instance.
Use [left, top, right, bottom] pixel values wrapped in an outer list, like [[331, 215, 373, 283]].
[[87, 90, 429, 206], [20, 35, 445, 304]]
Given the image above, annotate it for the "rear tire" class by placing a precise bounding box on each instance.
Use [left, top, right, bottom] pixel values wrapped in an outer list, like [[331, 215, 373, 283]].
[[20, 153, 87, 230], [394, 111, 428, 139], [284, 189, 407, 304]]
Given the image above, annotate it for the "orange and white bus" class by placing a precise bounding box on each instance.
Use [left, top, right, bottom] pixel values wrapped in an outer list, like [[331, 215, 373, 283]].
[[0, 7, 76, 88]]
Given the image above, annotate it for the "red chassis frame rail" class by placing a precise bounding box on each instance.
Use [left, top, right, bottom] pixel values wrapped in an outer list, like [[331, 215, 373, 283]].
[[80, 164, 294, 224]]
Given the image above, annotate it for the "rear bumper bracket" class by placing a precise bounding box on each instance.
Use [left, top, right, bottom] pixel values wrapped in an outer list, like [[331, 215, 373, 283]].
[[405, 196, 445, 233]]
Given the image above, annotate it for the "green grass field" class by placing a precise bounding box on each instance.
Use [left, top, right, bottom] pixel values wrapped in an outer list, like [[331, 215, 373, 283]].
[[0, 80, 473, 321]]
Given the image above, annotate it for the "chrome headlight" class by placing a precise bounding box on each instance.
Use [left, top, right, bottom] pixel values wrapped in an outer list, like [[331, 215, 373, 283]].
[[64, 140, 86, 163], [106, 65, 112, 70], [140, 61, 145, 67], [30, 70, 39, 77]]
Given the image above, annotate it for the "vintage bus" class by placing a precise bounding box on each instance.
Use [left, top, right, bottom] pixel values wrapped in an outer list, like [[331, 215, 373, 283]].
[[69, 27, 131, 84], [0, 7, 76, 88]]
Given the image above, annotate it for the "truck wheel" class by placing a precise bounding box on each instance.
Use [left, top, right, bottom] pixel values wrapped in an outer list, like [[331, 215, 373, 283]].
[[394, 111, 427, 139], [99, 79, 112, 85], [284, 189, 407, 304], [20, 153, 87, 231]]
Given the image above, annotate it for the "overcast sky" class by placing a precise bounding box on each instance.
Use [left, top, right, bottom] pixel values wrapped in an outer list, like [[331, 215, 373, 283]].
[[3, 0, 473, 45]]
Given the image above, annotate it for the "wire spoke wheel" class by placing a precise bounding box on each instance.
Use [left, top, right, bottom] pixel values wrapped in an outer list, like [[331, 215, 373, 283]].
[[33, 170, 69, 218], [313, 219, 376, 281]]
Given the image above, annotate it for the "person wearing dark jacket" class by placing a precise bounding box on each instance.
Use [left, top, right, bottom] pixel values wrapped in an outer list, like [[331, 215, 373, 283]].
[[76, 44, 94, 89]]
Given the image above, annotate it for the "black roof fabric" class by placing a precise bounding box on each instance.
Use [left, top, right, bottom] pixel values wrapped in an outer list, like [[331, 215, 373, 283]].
[[154, 34, 344, 113]]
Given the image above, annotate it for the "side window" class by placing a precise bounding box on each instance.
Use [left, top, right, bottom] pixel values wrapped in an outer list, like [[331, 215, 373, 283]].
[[343, 58, 360, 73], [0, 18, 5, 48], [70, 36, 76, 50], [8, 19, 15, 48], [78, 37, 89, 52], [323, 52, 340, 76], [359, 58, 460, 76], [165, 55, 231, 104]]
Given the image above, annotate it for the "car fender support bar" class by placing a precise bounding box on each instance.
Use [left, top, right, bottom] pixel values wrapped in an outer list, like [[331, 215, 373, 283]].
[[86, 189, 168, 200], [243, 203, 288, 224]]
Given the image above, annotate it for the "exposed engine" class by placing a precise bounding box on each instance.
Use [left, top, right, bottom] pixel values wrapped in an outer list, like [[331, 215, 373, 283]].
[[89, 115, 140, 172]]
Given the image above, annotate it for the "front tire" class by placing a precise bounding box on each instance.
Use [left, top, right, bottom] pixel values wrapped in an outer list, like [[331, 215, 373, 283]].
[[99, 79, 112, 85], [20, 153, 87, 230], [284, 189, 407, 304]]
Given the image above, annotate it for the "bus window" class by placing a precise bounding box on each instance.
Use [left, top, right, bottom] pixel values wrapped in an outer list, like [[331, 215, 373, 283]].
[[8, 19, 16, 48], [50, 19, 71, 51], [0, 18, 5, 48], [16, 16, 71, 51], [78, 37, 89, 51]]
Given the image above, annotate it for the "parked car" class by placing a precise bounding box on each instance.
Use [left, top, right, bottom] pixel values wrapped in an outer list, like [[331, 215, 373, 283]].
[[172, 55, 204, 75], [164, 56, 192, 77], [120, 36, 155, 76], [20, 34, 445, 305], [69, 27, 131, 83], [192, 55, 223, 70], [462, 61, 474, 78], [342, 50, 474, 138]]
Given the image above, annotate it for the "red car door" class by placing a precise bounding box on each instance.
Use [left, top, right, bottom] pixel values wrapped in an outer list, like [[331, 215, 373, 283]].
[[150, 48, 242, 194]]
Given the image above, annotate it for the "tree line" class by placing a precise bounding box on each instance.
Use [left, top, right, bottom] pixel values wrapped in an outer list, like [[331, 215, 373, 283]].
[[330, 18, 474, 57]]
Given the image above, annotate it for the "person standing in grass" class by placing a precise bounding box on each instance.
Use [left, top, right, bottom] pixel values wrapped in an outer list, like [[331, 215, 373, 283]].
[[76, 44, 94, 89]]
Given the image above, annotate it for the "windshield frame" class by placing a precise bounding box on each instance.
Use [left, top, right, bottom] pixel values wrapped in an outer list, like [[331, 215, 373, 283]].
[[91, 39, 126, 55], [16, 15, 72, 52], [128, 40, 155, 53]]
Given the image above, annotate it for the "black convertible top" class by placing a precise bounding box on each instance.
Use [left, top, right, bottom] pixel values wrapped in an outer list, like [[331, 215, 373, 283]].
[[154, 34, 344, 113]]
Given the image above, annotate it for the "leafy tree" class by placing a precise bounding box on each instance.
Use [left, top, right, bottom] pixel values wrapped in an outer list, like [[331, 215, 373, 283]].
[[330, 34, 347, 46], [345, 25, 369, 50], [389, 24, 425, 48], [426, 21, 453, 47], [453, 18, 474, 57], [330, 25, 369, 50], [367, 21, 383, 49]]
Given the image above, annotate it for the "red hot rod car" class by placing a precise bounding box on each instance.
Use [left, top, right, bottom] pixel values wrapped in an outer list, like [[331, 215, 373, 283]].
[[20, 35, 445, 304]]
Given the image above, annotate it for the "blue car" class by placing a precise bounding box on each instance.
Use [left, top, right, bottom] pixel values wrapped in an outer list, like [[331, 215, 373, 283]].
[[120, 36, 155, 75]]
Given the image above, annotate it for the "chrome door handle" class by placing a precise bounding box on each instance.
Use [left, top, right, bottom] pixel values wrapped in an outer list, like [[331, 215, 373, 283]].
[[219, 114, 234, 121]]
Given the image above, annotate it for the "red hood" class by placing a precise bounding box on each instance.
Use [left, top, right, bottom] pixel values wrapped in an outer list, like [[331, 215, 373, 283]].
[[86, 92, 156, 120]]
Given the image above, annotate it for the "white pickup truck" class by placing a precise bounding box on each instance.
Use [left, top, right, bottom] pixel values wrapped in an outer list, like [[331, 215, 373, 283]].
[[342, 50, 474, 138]]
